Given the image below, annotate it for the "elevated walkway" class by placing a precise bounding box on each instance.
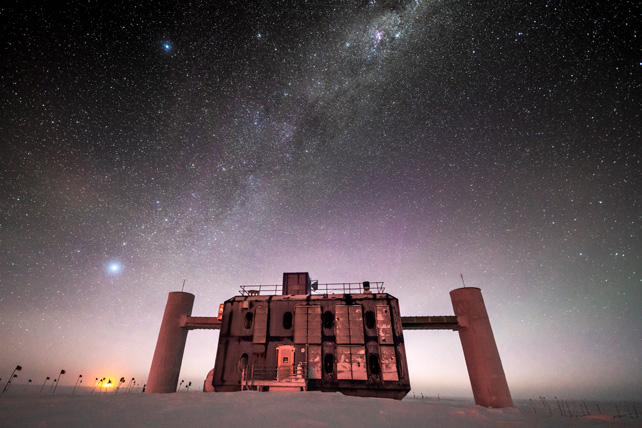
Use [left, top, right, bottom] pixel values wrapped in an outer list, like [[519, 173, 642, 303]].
[[181, 314, 460, 331]]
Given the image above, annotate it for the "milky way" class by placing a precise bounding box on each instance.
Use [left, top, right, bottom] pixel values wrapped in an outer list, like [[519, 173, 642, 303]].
[[1, 1, 640, 399]]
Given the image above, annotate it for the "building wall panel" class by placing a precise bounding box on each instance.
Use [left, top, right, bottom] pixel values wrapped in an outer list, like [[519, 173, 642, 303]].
[[376, 305, 393, 345], [349, 306, 365, 344], [294, 306, 308, 343], [336, 345, 352, 380], [351, 346, 368, 380], [253, 305, 268, 344], [335, 305, 350, 344], [308, 306, 322, 344], [308, 345, 322, 379], [380, 346, 399, 381]]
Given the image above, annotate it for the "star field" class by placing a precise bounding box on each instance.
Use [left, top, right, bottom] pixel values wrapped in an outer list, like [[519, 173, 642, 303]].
[[1, 1, 640, 399]]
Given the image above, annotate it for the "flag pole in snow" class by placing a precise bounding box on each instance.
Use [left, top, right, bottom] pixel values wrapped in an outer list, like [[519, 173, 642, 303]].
[[91, 378, 101, 394], [40, 376, 51, 393], [2, 365, 22, 394], [72, 374, 83, 395], [52, 370, 66, 394]]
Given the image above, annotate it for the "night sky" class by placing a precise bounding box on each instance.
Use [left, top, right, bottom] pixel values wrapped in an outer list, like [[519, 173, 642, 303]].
[[1, 1, 640, 399]]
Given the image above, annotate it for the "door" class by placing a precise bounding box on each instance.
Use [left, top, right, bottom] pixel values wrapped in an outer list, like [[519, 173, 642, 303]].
[[277, 345, 295, 381]]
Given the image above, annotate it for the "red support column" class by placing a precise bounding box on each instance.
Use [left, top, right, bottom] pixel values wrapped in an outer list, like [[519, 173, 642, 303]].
[[146, 292, 195, 393], [450, 287, 513, 408]]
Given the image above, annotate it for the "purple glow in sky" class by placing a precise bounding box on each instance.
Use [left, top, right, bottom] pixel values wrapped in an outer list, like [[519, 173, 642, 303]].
[[1, 1, 640, 400]]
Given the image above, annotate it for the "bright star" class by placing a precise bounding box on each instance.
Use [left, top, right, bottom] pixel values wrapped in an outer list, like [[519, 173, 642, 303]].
[[106, 262, 123, 274], [163, 42, 171, 51]]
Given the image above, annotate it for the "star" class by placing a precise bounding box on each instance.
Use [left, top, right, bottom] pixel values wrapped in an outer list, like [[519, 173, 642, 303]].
[[106, 262, 123, 275]]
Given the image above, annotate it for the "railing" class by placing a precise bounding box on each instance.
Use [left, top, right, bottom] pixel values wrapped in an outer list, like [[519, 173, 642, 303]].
[[244, 365, 275, 382], [239, 284, 282, 296], [316, 282, 385, 294], [241, 363, 308, 391], [246, 363, 307, 381], [239, 282, 385, 296]]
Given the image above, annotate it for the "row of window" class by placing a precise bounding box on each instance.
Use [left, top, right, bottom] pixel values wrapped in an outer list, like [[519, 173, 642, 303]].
[[244, 309, 380, 330], [322, 352, 383, 376], [240, 352, 387, 377]]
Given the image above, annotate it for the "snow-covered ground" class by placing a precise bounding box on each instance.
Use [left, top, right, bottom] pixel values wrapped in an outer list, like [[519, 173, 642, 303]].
[[1, 389, 640, 428]]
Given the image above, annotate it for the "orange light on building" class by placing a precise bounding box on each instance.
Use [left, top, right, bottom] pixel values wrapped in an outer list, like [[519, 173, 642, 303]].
[[217, 303, 224, 320]]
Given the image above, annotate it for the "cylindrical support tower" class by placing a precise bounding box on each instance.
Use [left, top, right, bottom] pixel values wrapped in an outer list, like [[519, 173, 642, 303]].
[[450, 287, 513, 408], [146, 292, 195, 393]]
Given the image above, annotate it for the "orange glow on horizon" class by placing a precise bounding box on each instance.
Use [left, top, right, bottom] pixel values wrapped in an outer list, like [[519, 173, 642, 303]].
[[93, 377, 116, 388]]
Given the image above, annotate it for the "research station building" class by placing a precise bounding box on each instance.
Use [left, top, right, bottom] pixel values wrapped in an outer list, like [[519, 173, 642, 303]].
[[148, 271, 514, 408], [208, 272, 410, 399]]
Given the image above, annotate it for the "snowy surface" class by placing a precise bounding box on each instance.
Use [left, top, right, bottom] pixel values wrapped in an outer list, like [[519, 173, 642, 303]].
[[1, 390, 640, 428]]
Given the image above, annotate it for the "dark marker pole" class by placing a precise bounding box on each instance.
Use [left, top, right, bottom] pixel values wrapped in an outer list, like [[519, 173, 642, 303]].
[[90, 378, 99, 394], [72, 374, 83, 395], [52, 370, 66, 394], [40, 377, 51, 393], [2, 365, 22, 394]]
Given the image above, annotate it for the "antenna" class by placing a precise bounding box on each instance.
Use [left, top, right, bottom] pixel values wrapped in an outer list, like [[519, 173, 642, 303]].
[[181, 279, 186, 292], [460, 274, 466, 288]]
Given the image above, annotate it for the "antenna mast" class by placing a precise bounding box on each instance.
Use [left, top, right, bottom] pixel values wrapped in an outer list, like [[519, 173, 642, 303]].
[[181, 279, 186, 292], [460, 274, 466, 288]]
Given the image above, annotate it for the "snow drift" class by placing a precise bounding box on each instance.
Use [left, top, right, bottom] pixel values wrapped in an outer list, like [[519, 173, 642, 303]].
[[1, 391, 639, 428]]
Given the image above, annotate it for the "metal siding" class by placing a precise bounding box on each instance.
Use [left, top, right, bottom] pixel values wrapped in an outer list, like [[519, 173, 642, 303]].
[[351, 346, 368, 380], [308, 306, 322, 344], [294, 305, 322, 344], [376, 305, 394, 345], [252, 305, 268, 344], [349, 305, 364, 344], [380, 346, 399, 381], [336, 305, 364, 344], [294, 306, 308, 344], [336, 345, 352, 379], [308, 345, 322, 379], [335, 305, 350, 344]]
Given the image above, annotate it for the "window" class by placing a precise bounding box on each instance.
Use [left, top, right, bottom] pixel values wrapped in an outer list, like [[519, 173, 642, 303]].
[[323, 310, 334, 329], [283, 311, 293, 329], [324, 354, 334, 374], [369, 354, 380, 375], [238, 353, 249, 372], [364, 310, 376, 329], [244, 312, 254, 329]]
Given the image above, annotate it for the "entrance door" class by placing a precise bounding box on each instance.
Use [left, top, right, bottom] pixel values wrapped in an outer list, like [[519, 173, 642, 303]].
[[276, 345, 295, 381]]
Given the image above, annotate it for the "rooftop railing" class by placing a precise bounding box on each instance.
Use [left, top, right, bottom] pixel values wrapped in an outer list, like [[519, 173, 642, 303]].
[[239, 282, 385, 296]]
